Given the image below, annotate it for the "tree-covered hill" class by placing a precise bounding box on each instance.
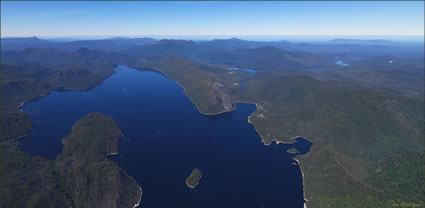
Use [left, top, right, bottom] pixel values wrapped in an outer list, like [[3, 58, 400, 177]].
[[0, 113, 141, 208]]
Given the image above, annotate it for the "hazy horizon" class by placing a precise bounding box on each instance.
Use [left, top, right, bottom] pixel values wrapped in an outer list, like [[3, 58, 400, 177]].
[[2, 35, 424, 43], [2, 1, 424, 39]]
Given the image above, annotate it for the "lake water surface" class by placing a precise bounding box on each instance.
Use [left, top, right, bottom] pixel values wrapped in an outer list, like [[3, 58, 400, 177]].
[[21, 65, 311, 208], [335, 60, 350, 67]]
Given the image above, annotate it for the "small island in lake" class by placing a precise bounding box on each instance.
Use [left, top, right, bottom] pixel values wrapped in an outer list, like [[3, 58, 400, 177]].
[[186, 168, 202, 189], [287, 147, 299, 154]]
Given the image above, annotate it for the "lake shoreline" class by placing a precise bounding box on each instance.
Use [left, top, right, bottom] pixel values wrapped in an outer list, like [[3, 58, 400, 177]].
[[9, 80, 112, 143], [17, 75, 114, 110], [294, 158, 308, 208], [14, 69, 145, 207], [127, 65, 310, 207], [129, 68, 311, 207], [133, 186, 142, 208], [20, 65, 309, 207], [129, 65, 237, 116]]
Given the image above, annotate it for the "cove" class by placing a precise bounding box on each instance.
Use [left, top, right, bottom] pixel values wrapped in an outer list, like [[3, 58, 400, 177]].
[[21, 65, 311, 208]]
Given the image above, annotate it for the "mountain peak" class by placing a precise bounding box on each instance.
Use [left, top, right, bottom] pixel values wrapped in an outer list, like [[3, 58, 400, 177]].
[[229, 37, 243, 41], [157, 39, 195, 46]]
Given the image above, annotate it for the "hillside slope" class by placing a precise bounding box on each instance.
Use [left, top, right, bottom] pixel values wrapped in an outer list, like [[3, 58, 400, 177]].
[[0, 113, 141, 208], [236, 75, 424, 207]]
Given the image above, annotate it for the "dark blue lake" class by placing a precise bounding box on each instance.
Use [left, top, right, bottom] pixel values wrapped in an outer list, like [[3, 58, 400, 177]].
[[21, 65, 311, 208]]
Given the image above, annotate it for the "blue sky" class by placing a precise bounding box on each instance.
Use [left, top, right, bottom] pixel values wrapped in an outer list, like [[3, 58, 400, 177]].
[[1, 1, 424, 39]]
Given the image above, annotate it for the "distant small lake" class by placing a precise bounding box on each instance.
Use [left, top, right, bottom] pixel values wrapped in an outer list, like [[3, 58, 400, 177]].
[[335, 60, 350, 67], [21, 65, 310, 208], [232, 66, 256, 86], [240, 68, 256, 74]]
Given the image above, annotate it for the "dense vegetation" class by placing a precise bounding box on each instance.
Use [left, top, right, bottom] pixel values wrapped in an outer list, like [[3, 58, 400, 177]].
[[0, 113, 141, 208], [198, 46, 328, 70], [1, 48, 118, 141], [54, 113, 141, 208], [310, 56, 425, 96], [230, 75, 423, 207], [368, 151, 424, 203]]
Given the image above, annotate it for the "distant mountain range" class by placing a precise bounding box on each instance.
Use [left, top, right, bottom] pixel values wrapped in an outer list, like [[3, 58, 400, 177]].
[[199, 46, 327, 70], [1, 36, 157, 51], [325, 38, 399, 46], [2, 36, 423, 58], [2, 36, 423, 96]]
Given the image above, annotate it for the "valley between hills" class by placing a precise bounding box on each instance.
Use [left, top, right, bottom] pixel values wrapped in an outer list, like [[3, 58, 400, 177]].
[[1, 37, 424, 207]]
